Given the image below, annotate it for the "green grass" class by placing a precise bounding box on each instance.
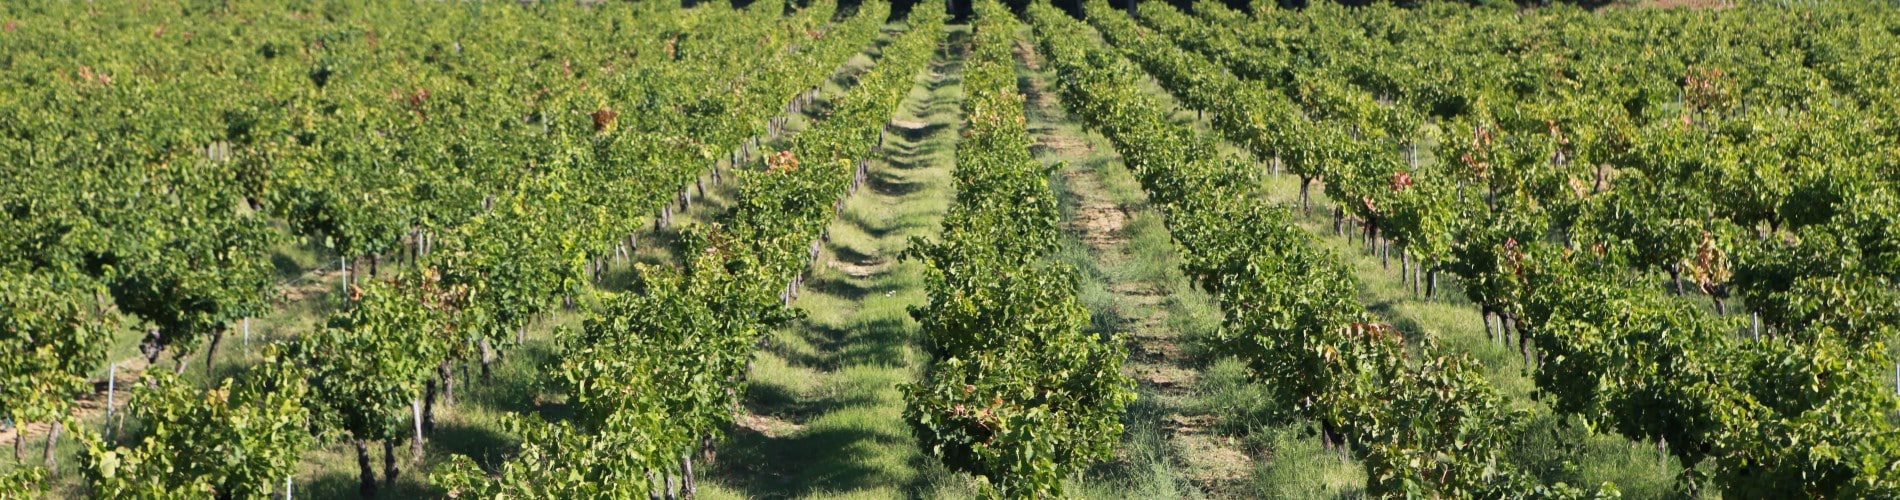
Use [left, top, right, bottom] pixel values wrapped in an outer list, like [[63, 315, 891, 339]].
[[1194, 359, 1364, 499], [698, 25, 965, 499], [1018, 24, 1264, 498], [1045, 152, 1214, 498]]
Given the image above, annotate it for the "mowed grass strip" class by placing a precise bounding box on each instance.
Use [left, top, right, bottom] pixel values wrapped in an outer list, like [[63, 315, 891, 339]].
[[701, 25, 966, 500]]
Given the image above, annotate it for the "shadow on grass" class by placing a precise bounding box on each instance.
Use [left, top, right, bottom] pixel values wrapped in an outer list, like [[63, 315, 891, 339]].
[[890, 121, 950, 143], [714, 425, 905, 497], [887, 145, 943, 166], [704, 24, 969, 500], [1364, 299, 1429, 337], [462, 341, 570, 424], [825, 243, 882, 267], [832, 316, 914, 368], [306, 462, 436, 500], [271, 251, 308, 280], [429, 421, 517, 474], [740, 375, 891, 425], [868, 168, 931, 198], [803, 275, 880, 303]]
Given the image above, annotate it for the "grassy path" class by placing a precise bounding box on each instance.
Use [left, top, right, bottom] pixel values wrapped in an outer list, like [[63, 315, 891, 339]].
[[1013, 31, 1377, 499], [1010, 35, 1229, 498], [702, 27, 965, 499]]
